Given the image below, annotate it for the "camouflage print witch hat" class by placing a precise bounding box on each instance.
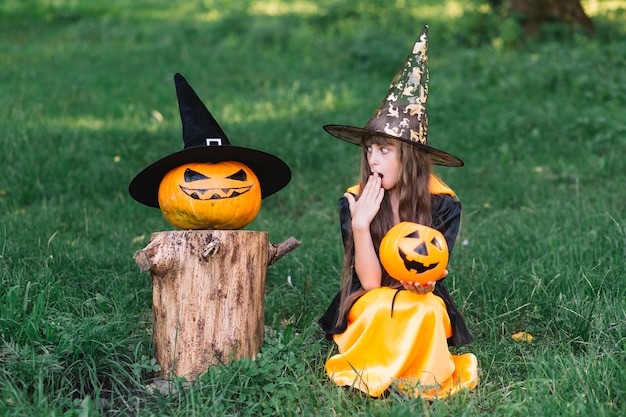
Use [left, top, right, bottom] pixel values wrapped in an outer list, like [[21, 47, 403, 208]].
[[323, 25, 463, 167]]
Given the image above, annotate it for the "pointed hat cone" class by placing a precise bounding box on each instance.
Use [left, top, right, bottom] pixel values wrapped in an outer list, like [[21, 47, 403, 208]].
[[174, 73, 231, 148], [129, 73, 291, 208], [323, 26, 463, 167]]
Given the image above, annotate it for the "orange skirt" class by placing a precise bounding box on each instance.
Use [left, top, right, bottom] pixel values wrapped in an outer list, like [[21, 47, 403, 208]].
[[325, 287, 478, 399]]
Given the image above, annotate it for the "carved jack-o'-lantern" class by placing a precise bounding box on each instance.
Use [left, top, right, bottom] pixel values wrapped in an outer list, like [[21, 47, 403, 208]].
[[379, 222, 449, 285], [157, 161, 261, 230]]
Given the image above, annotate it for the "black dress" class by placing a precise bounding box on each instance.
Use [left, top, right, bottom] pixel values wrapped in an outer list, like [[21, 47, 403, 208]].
[[318, 193, 472, 347]]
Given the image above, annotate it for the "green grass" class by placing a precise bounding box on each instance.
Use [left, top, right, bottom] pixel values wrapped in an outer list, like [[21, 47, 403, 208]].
[[1, 0, 625, 415]]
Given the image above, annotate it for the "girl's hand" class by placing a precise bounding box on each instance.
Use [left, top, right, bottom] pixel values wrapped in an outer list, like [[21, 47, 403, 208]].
[[347, 174, 384, 289], [400, 280, 436, 294], [399, 270, 448, 294], [345, 174, 384, 230]]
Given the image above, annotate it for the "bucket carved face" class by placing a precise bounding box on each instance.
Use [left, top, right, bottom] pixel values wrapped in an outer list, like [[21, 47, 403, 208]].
[[157, 161, 262, 230], [379, 222, 448, 285]]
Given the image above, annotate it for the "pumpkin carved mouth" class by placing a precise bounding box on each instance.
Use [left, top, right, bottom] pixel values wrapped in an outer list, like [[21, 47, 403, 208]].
[[398, 248, 439, 274], [179, 185, 252, 200]]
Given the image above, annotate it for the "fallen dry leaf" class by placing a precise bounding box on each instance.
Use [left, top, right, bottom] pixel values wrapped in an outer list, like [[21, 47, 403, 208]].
[[512, 331, 534, 343]]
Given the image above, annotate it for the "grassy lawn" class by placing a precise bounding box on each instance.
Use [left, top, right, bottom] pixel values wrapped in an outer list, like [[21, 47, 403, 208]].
[[1, 0, 625, 415]]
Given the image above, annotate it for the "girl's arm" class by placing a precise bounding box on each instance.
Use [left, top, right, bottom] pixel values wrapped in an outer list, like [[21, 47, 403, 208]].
[[344, 174, 384, 290], [352, 222, 382, 290]]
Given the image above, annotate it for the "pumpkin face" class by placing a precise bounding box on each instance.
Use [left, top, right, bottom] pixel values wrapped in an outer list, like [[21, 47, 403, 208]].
[[379, 222, 449, 285], [157, 161, 261, 230]]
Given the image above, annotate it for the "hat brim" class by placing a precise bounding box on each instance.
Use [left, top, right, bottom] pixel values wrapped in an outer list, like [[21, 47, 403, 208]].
[[323, 124, 464, 167], [129, 145, 291, 208]]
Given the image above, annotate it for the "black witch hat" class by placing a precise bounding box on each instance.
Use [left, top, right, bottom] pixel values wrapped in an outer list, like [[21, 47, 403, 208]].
[[129, 73, 291, 208]]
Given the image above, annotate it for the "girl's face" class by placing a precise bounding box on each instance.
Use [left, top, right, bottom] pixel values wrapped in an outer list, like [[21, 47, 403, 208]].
[[366, 142, 400, 191]]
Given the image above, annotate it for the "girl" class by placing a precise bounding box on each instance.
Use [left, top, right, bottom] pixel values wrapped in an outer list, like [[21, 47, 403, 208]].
[[318, 27, 478, 399]]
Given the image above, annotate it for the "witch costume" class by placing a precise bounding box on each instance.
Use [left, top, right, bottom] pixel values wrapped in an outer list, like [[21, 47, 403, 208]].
[[318, 26, 478, 399]]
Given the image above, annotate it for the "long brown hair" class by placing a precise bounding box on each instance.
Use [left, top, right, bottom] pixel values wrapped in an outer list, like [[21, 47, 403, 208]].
[[335, 108, 434, 325]]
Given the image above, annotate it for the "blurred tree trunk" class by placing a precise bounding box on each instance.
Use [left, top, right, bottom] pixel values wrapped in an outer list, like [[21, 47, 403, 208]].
[[494, 0, 594, 35]]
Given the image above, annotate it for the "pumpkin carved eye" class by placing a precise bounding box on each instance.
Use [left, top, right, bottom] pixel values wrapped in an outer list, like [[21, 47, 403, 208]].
[[379, 222, 449, 285], [184, 168, 210, 182], [226, 169, 247, 181]]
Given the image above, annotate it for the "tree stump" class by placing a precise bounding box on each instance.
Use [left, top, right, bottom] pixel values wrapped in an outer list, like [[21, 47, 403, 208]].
[[134, 230, 299, 380]]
